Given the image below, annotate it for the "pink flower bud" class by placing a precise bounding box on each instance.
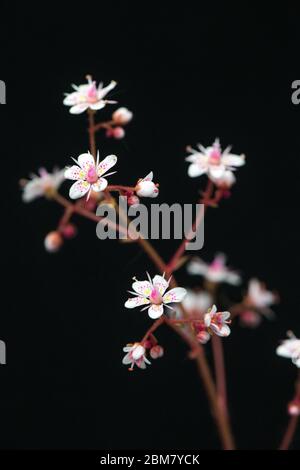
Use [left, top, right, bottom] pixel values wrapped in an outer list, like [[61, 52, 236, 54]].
[[44, 231, 63, 252], [113, 127, 125, 139], [127, 195, 140, 207], [112, 107, 133, 125], [136, 181, 159, 198], [61, 223, 77, 239], [196, 330, 211, 344], [288, 400, 300, 416], [240, 310, 262, 328], [150, 345, 164, 359], [105, 128, 115, 138]]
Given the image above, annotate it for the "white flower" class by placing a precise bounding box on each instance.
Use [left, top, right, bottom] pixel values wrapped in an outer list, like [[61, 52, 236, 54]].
[[182, 290, 213, 315], [246, 279, 276, 309], [204, 305, 231, 337], [21, 168, 65, 202], [65, 152, 117, 199], [112, 107, 133, 125], [187, 253, 241, 285], [122, 343, 150, 370], [186, 138, 245, 181], [63, 76, 117, 114], [125, 273, 187, 319], [276, 332, 300, 368], [135, 172, 159, 198]]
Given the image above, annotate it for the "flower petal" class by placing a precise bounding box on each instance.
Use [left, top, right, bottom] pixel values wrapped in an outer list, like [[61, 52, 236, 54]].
[[148, 304, 164, 319], [188, 163, 207, 178], [222, 154, 245, 167], [97, 155, 117, 176], [92, 178, 108, 192], [70, 103, 89, 114], [132, 281, 152, 297], [212, 323, 231, 337], [208, 164, 226, 179], [125, 297, 150, 309], [152, 275, 169, 295], [90, 101, 106, 111], [63, 93, 78, 106], [69, 180, 90, 199], [122, 353, 132, 365], [64, 165, 84, 181], [163, 287, 187, 304], [187, 258, 208, 276], [78, 153, 95, 171], [97, 80, 117, 100], [142, 171, 153, 182]]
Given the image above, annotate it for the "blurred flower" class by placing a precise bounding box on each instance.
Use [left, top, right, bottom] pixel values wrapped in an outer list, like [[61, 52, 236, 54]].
[[125, 273, 187, 319], [112, 107, 133, 125], [44, 231, 63, 252], [204, 305, 231, 337], [239, 310, 262, 328], [187, 253, 241, 285], [182, 289, 213, 316], [136, 172, 159, 198], [63, 76, 117, 114], [65, 152, 117, 199], [276, 332, 300, 368], [21, 168, 65, 202], [186, 138, 245, 181], [122, 343, 150, 370], [150, 345, 164, 359], [246, 278, 277, 309]]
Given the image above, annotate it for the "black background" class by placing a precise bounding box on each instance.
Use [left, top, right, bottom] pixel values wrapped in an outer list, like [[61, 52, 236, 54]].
[[0, 2, 299, 450]]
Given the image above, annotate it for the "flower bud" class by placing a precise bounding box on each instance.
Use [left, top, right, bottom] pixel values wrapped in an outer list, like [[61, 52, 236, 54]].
[[61, 223, 77, 239], [196, 330, 210, 344], [44, 231, 63, 252], [288, 399, 300, 416], [127, 195, 140, 207], [112, 107, 133, 125], [113, 127, 125, 139], [136, 180, 159, 198], [105, 128, 114, 138], [150, 345, 164, 359]]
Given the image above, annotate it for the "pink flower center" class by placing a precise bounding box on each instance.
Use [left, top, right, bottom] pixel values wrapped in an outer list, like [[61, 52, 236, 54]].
[[150, 288, 163, 305], [209, 147, 221, 165], [210, 259, 223, 271], [86, 166, 98, 184], [86, 83, 98, 103]]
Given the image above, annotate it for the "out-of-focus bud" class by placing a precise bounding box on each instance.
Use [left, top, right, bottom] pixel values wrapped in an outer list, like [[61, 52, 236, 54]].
[[113, 127, 125, 139], [112, 107, 133, 125], [240, 310, 262, 328], [44, 231, 63, 252], [136, 179, 159, 198], [288, 399, 300, 416], [127, 194, 140, 207], [150, 345, 164, 359], [196, 330, 211, 344], [61, 223, 77, 239], [105, 128, 114, 138]]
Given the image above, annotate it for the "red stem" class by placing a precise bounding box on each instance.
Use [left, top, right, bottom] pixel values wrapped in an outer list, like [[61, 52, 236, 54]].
[[279, 416, 299, 450]]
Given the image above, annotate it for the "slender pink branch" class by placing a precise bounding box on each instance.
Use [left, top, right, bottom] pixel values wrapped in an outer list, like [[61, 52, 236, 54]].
[[279, 416, 299, 450], [107, 185, 136, 193], [211, 335, 228, 416]]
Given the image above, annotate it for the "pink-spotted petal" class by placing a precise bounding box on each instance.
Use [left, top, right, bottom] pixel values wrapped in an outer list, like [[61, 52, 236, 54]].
[[132, 281, 152, 297], [97, 155, 117, 177], [148, 304, 164, 319], [64, 165, 85, 181], [69, 180, 90, 199], [78, 153, 95, 171], [152, 275, 169, 295], [92, 178, 108, 192], [142, 171, 153, 182], [125, 297, 150, 309], [163, 287, 187, 304]]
